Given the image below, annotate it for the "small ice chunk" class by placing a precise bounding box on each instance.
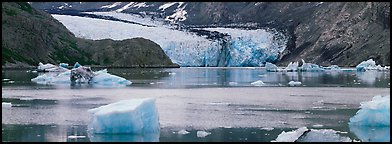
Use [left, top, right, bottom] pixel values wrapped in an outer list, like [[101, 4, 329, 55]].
[[349, 95, 390, 126], [8, 81, 15, 83], [228, 82, 238, 85], [68, 135, 86, 139], [88, 98, 159, 134], [2, 78, 10, 81], [272, 127, 309, 142], [312, 124, 323, 128], [261, 127, 274, 131], [197, 131, 211, 138], [251, 80, 265, 86], [297, 129, 352, 142], [2, 102, 12, 108], [300, 59, 325, 72], [168, 72, 176, 75], [288, 81, 301, 86], [177, 129, 190, 135], [265, 62, 278, 72]]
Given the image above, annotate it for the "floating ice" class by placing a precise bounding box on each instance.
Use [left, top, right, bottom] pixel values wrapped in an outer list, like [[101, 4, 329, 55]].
[[296, 129, 352, 142], [37, 62, 68, 72], [260, 127, 274, 131], [67, 135, 86, 139], [349, 95, 390, 126], [288, 81, 301, 86], [272, 127, 309, 142], [251, 80, 265, 86], [2, 102, 12, 108], [284, 61, 299, 71], [356, 59, 388, 71], [88, 98, 159, 134], [299, 59, 325, 72], [349, 125, 390, 142], [177, 129, 190, 135], [196, 131, 211, 138], [31, 68, 132, 87], [228, 82, 238, 85], [265, 62, 279, 72], [59, 63, 69, 68]]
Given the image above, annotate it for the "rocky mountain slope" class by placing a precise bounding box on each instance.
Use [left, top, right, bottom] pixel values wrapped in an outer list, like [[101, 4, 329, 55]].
[[31, 2, 390, 66], [2, 2, 177, 68]]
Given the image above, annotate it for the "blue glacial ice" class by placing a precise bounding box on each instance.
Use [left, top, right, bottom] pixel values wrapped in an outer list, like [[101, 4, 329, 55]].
[[356, 59, 389, 71], [31, 68, 132, 86], [349, 125, 390, 142], [272, 127, 352, 142], [88, 133, 159, 142], [87, 98, 160, 134], [349, 95, 390, 126]]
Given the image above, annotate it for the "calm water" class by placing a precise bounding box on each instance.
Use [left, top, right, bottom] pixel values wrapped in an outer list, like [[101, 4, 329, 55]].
[[2, 67, 390, 142]]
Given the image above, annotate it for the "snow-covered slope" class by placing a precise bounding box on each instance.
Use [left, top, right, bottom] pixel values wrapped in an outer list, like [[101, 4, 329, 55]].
[[52, 13, 288, 67]]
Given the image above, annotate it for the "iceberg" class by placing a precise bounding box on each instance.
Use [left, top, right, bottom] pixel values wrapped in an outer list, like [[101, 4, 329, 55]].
[[177, 129, 190, 135], [288, 81, 302, 86], [88, 133, 159, 142], [349, 95, 390, 126], [251, 80, 265, 86], [196, 131, 211, 138], [37, 62, 68, 72], [284, 61, 299, 71], [299, 59, 325, 72], [349, 125, 390, 142], [88, 98, 160, 134], [2, 102, 12, 108], [31, 66, 132, 87], [265, 62, 279, 72], [356, 59, 388, 71], [296, 129, 352, 142], [273, 127, 352, 142], [272, 127, 309, 142]]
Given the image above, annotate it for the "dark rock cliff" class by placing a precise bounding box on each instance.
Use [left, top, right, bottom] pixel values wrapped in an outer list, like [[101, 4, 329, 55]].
[[2, 2, 177, 68]]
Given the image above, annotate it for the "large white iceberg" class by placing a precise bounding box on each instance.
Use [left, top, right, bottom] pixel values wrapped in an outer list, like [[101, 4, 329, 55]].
[[88, 98, 160, 134], [284, 61, 299, 71], [349, 95, 390, 126], [251, 80, 265, 86], [272, 127, 352, 142], [265, 62, 279, 72], [356, 59, 389, 71], [31, 69, 132, 86]]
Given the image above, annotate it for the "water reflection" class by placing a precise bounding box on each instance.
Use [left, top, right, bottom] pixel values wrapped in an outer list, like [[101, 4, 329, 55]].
[[2, 68, 390, 88]]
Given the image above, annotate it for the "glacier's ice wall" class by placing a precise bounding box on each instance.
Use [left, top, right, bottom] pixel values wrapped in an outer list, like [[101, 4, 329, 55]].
[[52, 13, 288, 67]]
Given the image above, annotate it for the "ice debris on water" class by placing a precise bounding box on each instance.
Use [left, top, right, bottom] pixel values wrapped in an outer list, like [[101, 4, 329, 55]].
[[273, 127, 352, 142], [261, 127, 274, 131], [349, 95, 390, 126], [37, 62, 69, 72], [87, 98, 159, 134], [177, 129, 190, 135], [196, 131, 211, 138], [67, 135, 86, 139], [288, 81, 301, 86], [31, 63, 132, 86], [272, 127, 309, 142], [2, 102, 12, 108], [356, 59, 389, 71], [265, 59, 342, 72], [251, 80, 265, 86]]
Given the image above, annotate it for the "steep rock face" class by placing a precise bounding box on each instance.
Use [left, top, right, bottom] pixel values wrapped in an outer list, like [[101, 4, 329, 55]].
[[76, 38, 176, 67], [2, 2, 93, 66], [30, 2, 390, 66], [2, 2, 176, 67]]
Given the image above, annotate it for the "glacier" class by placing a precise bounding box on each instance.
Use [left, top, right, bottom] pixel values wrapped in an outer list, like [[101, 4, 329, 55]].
[[52, 13, 288, 67], [87, 98, 160, 134], [349, 95, 390, 126]]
